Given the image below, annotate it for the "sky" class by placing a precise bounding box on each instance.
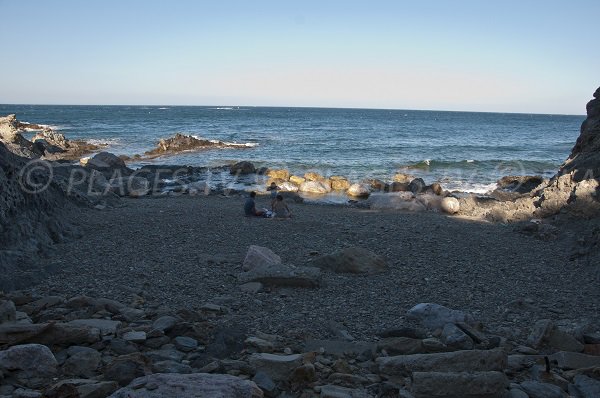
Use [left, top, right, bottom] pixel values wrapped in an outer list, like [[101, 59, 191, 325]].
[[0, 0, 598, 114]]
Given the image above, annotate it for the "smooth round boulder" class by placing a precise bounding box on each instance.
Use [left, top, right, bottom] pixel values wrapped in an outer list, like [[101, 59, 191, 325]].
[[347, 183, 370, 198], [267, 169, 290, 180], [441, 197, 460, 214], [299, 180, 331, 194]]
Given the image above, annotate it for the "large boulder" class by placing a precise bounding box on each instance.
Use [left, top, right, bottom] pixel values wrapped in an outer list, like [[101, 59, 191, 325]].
[[311, 247, 387, 274], [367, 192, 427, 211], [239, 263, 321, 288], [346, 183, 371, 198], [299, 180, 331, 194], [440, 197, 460, 214], [407, 303, 476, 330], [230, 161, 256, 175], [86, 152, 127, 170], [496, 175, 545, 194], [330, 176, 351, 191], [0, 344, 58, 388], [109, 373, 263, 398], [243, 245, 282, 272], [248, 353, 303, 381], [267, 169, 289, 180]]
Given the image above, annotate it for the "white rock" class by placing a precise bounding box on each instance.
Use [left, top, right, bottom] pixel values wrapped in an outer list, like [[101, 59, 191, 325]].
[[346, 183, 370, 198], [299, 180, 331, 194], [441, 196, 460, 214]]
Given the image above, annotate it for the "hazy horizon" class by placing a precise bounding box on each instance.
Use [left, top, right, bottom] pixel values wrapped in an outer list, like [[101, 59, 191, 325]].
[[1, 0, 598, 115], [0, 102, 586, 117]]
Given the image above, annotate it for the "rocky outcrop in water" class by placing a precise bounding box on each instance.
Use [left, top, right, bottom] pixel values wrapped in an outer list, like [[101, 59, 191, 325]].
[[0, 114, 104, 160], [144, 133, 255, 158]]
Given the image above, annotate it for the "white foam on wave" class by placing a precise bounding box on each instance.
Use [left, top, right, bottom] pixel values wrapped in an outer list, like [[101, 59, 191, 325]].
[[466, 159, 475, 163], [158, 107, 169, 110], [190, 135, 258, 148], [444, 181, 498, 194]]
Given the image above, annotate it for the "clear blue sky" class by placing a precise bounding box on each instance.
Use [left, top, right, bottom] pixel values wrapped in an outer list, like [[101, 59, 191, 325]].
[[0, 0, 598, 114]]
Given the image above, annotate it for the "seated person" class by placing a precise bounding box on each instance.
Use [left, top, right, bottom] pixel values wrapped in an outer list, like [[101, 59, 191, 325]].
[[244, 191, 265, 217], [272, 194, 292, 218]]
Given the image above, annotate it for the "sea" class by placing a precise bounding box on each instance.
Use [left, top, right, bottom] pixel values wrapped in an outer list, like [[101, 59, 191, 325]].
[[0, 104, 584, 194]]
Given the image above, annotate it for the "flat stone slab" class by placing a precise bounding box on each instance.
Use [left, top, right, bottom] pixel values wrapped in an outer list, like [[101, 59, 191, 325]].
[[548, 351, 600, 370], [108, 373, 263, 397], [377, 350, 507, 376], [411, 371, 508, 398], [67, 319, 121, 335], [248, 353, 303, 381], [239, 264, 320, 288], [305, 339, 376, 358]]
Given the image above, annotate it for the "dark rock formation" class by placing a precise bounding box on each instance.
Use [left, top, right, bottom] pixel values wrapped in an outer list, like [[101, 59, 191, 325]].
[[0, 142, 79, 290], [230, 161, 256, 175], [144, 133, 254, 158], [0, 114, 43, 158], [0, 114, 103, 160], [533, 87, 600, 218], [495, 175, 545, 194], [32, 129, 104, 160]]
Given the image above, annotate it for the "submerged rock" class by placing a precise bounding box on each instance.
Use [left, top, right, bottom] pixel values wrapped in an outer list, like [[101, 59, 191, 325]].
[[230, 161, 256, 175]]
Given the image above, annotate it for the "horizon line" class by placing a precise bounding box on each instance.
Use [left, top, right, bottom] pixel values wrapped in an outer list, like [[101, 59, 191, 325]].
[[0, 102, 586, 117]]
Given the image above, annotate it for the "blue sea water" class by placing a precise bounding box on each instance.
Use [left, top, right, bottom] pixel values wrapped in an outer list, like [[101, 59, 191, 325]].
[[0, 104, 583, 193]]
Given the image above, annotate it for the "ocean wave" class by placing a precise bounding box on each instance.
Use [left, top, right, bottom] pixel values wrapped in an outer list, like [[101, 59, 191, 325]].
[[442, 181, 498, 194], [191, 135, 259, 148], [401, 159, 558, 173], [20, 122, 63, 131]]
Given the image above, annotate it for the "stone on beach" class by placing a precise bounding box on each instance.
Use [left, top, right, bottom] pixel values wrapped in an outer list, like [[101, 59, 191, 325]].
[[300, 180, 331, 194], [108, 373, 263, 398], [86, 152, 127, 170], [411, 371, 508, 398], [377, 350, 507, 375], [0, 344, 58, 388], [239, 263, 321, 288], [267, 168, 290, 180], [249, 353, 304, 381], [346, 183, 371, 198], [330, 175, 351, 191], [407, 303, 476, 330], [440, 197, 460, 214], [243, 245, 282, 272], [311, 247, 387, 274]]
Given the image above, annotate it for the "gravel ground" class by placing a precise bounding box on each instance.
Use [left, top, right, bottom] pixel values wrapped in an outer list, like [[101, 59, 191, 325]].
[[32, 194, 600, 341]]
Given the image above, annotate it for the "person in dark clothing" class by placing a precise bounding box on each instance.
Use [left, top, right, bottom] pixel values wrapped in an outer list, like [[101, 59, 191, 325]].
[[244, 191, 265, 217]]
